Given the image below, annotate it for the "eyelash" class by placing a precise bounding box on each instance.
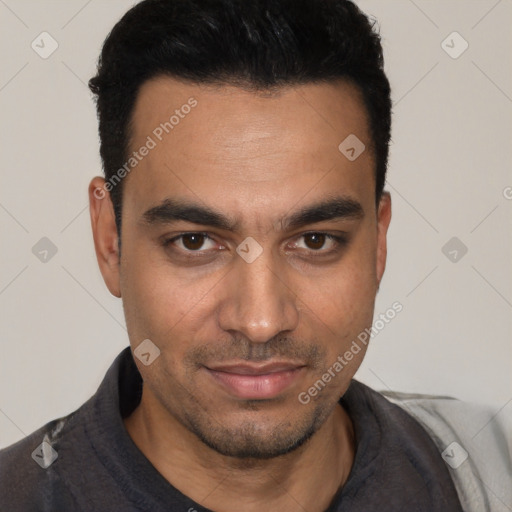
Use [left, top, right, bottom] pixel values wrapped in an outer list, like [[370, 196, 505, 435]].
[[162, 232, 348, 258]]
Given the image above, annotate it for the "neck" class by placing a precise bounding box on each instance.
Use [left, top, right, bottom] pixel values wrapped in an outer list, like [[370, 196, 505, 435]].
[[124, 389, 355, 512]]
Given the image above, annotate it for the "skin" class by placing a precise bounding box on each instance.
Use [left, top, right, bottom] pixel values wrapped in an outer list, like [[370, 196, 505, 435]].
[[89, 76, 391, 512]]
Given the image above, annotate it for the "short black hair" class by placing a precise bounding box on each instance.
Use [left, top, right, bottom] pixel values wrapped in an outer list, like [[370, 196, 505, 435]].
[[89, 0, 391, 232]]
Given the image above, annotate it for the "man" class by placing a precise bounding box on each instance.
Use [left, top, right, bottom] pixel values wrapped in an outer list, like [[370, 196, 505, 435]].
[[0, 0, 510, 510]]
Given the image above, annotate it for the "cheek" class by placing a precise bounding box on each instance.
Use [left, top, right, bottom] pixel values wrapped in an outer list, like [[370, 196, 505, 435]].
[[120, 244, 222, 355], [297, 241, 378, 365], [120, 245, 180, 338], [302, 240, 377, 320], [306, 271, 376, 348]]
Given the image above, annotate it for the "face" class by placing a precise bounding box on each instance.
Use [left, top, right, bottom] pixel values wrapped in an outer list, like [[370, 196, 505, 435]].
[[90, 76, 391, 459]]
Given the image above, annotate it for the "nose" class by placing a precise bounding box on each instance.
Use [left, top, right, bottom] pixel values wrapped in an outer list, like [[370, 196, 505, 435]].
[[217, 249, 299, 343]]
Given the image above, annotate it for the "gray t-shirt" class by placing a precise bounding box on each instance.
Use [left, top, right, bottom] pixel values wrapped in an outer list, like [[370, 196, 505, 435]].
[[0, 347, 463, 511]]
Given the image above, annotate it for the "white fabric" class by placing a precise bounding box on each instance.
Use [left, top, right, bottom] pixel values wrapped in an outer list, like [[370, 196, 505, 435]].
[[381, 390, 512, 512]]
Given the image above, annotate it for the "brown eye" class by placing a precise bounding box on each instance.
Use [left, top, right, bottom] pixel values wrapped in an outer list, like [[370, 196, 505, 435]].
[[304, 233, 326, 250], [164, 232, 220, 255], [181, 233, 206, 250]]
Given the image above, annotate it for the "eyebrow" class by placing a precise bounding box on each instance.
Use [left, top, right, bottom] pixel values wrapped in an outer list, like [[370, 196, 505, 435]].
[[142, 200, 236, 230], [141, 196, 364, 232], [284, 196, 364, 230]]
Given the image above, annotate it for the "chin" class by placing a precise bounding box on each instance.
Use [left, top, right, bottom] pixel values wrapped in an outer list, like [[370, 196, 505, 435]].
[[183, 400, 330, 460]]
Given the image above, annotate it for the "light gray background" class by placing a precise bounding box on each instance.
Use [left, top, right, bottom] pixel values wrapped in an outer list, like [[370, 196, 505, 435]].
[[1, 0, 511, 449]]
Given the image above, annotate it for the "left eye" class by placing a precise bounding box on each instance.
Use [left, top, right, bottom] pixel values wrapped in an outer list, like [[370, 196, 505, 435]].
[[293, 233, 343, 251], [171, 233, 217, 251]]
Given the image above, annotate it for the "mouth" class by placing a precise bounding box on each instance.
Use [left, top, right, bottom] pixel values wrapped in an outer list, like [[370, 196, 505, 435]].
[[204, 362, 307, 400]]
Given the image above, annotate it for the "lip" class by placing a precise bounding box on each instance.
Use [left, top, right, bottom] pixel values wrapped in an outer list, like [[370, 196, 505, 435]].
[[205, 362, 306, 400]]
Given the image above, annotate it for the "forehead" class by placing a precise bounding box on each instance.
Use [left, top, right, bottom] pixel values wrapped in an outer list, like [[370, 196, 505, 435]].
[[123, 76, 375, 226]]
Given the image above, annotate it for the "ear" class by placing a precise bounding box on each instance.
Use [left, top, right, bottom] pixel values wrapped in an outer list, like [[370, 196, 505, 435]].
[[88, 177, 121, 298], [376, 191, 392, 288]]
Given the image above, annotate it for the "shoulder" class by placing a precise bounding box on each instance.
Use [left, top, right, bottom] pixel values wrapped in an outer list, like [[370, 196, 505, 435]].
[[0, 409, 83, 511], [0, 348, 133, 512], [381, 389, 512, 512]]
